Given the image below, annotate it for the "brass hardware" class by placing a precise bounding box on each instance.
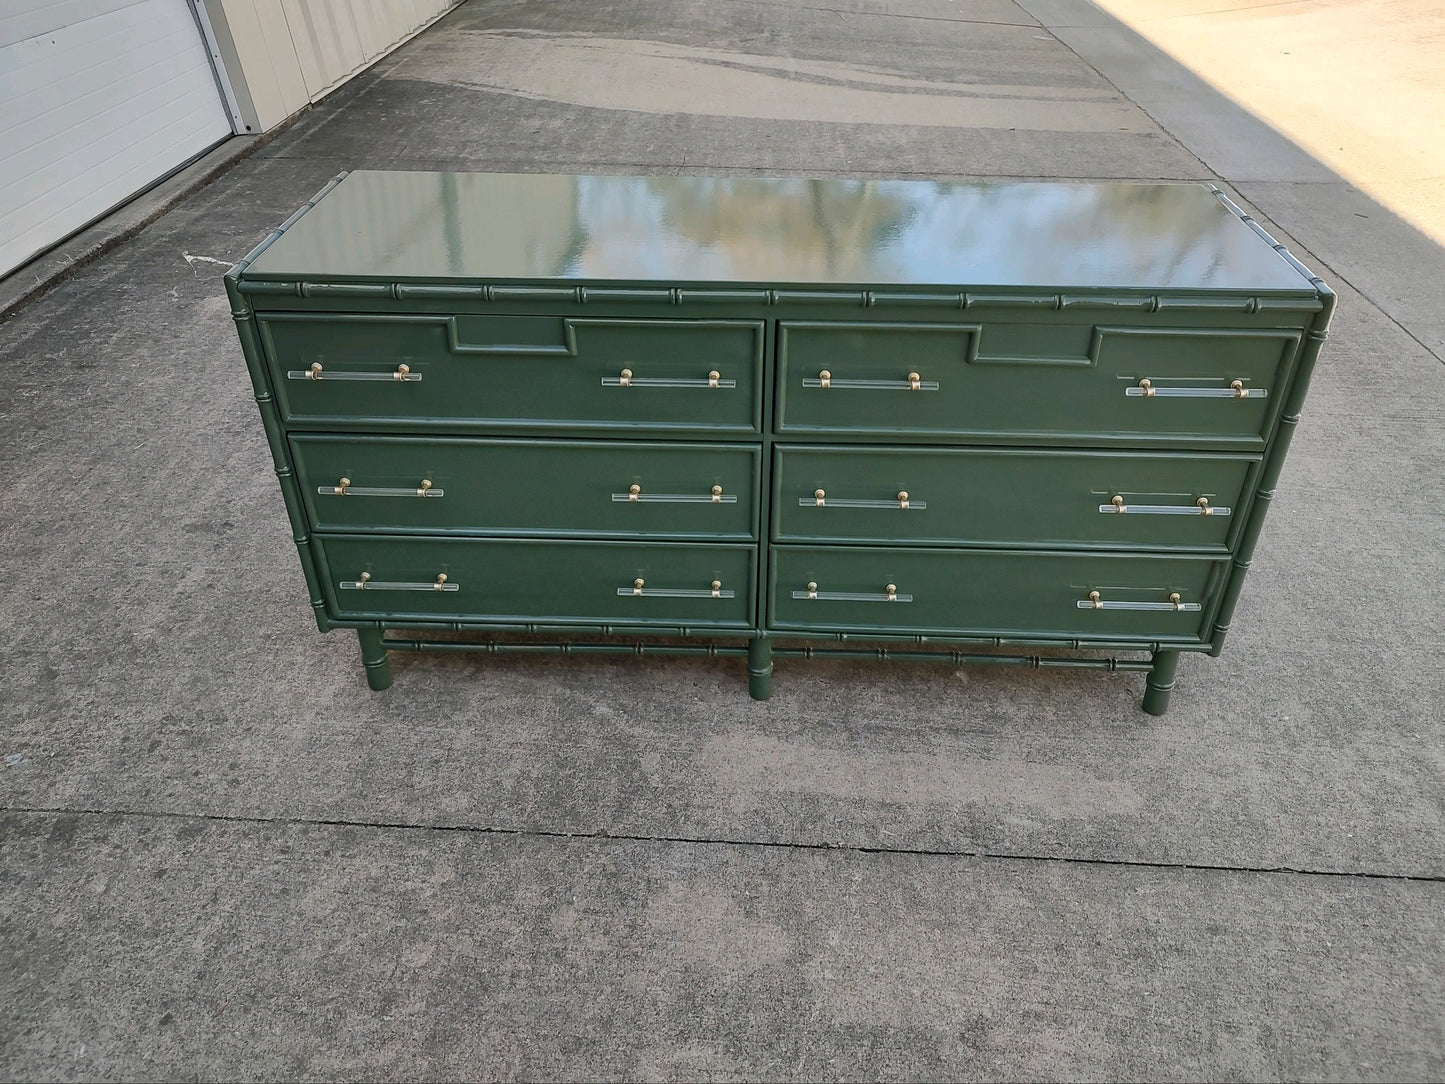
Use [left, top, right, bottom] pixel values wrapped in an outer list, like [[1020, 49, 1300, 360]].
[[290, 361, 420, 383], [604, 369, 735, 389], [1079, 589, 1199, 612], [799, 489, 927, 510], [818, 369, 832, 389], [1100, 495, 1228, 516], [325, 477, 445, 498], [342, 570, 457, 592], [908, 372, 922, 390], [1126, 378, 1263, 400], [614, 484, 737, 504], [792, 582, 914, 603], [619, 577, 735, 599]]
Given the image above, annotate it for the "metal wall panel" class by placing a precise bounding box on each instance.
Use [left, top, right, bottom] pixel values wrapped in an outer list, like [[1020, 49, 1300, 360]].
[[206, 0, 461, 133], [0, 0, 231, 276]]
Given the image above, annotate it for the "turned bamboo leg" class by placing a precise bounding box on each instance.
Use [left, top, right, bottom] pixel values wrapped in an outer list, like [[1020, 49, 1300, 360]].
[[1142, 649, 1180, 716], [747, 637, 773, 701], [357, 627, 392, 691]]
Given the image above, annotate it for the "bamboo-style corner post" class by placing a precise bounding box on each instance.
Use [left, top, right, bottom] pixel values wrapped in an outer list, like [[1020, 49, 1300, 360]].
[[747, 637, 773, 700], [357, 627, 392, 691], [1142, 649, 1180, 716]]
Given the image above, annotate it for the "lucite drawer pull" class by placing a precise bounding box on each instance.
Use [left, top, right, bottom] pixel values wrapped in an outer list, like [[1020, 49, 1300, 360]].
[[1077, 590, 1200, 612], [288, 362, 421, 382], [803, 488, 925, 510], [601, 368, 736, 388], [620, 577, 735, 599], [1100, 495, 1228, 516], [792, 581, 913, 603], [322, 477, 444, 498], [1126, 378, 1266, 399], [613, 483, 737, 504], [340, 571, 457, 592], [803, 369, 939, 391]]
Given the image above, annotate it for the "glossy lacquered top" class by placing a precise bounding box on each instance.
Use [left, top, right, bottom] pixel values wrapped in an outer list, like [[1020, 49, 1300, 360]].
[[246, 171, 1316, 292]]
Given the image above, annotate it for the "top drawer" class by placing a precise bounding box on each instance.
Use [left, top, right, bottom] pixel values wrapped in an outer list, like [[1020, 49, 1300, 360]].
[[774, 321, 1302, 447], [260, 313, 764, 434]]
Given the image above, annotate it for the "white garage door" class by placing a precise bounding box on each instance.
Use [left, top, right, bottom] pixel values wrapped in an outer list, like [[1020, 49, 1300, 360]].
[[0, 0, 233, 277]]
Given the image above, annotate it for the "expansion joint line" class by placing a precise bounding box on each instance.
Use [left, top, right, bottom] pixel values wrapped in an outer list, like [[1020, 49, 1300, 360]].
[[3, 805, 1441, 885]]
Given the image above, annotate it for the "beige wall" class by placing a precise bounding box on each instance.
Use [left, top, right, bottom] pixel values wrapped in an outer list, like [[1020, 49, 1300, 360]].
[[201, 0, 463, 134]]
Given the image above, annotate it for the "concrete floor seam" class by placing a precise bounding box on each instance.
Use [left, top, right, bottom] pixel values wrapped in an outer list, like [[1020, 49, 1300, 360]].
[[5, 804, 1440, 886], [712, 1, 1037, 29]]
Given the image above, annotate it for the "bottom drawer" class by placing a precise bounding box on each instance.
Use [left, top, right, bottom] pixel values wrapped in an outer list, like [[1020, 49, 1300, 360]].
[[319, 536, 755, 628], [768, 546, 1226, 642]]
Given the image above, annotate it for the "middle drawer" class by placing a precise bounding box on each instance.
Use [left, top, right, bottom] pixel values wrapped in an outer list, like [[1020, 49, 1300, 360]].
[[292, 436, 760, 540], [773, 445, 1256, 552]]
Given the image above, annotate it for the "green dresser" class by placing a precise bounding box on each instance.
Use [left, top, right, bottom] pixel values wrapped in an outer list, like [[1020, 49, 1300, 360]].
[[227, 172, 1333, 713]]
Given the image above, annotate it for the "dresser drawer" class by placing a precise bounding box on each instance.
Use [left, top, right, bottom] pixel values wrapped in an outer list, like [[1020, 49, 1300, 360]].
[[775, 321, 1300, 446], [769, 546, 1224, 642], [261, 314, 763, 434], [319, 536, 756, 628], [773, 445, 1255, 552], [293, 436, 759, 540]]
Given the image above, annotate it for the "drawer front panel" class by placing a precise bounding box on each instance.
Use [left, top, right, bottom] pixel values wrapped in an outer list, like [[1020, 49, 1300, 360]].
[[293, 436, 759, 540], [262, 314, 763, 433], [769, 546, 1223, 642], [320, 536, 755, 628], [775, 322, 1299, 445], [773, 445, 1255, 551]]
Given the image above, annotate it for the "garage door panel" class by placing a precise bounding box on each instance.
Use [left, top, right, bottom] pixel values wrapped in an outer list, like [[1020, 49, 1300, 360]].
[[0, 0, 230, 276]]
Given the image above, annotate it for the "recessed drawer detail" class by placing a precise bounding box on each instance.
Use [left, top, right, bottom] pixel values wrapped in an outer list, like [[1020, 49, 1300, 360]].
[[292, 436, 759, 540], [768, 546, 1225, 642], [772, 446, 1254, 551], [262, 314, 763, 433], [320, 536, 756, 628], [776, 322, 1299, 445]]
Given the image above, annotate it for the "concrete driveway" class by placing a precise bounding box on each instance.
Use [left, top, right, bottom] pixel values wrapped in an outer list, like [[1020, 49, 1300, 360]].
[[2, 0, 1441, 1078]]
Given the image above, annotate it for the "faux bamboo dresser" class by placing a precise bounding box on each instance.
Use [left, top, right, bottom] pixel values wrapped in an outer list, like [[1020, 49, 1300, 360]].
[[227, 172, 1333, 713]]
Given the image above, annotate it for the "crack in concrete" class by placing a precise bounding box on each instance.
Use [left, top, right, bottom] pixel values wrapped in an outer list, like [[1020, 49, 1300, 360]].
[[4, 804, 1441, 884]]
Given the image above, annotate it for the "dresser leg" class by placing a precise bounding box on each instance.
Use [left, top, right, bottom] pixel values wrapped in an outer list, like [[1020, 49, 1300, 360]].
[[357, 627, 392, 691], [747, 638, 773, 701], [1142, 649, 1180, 716]]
